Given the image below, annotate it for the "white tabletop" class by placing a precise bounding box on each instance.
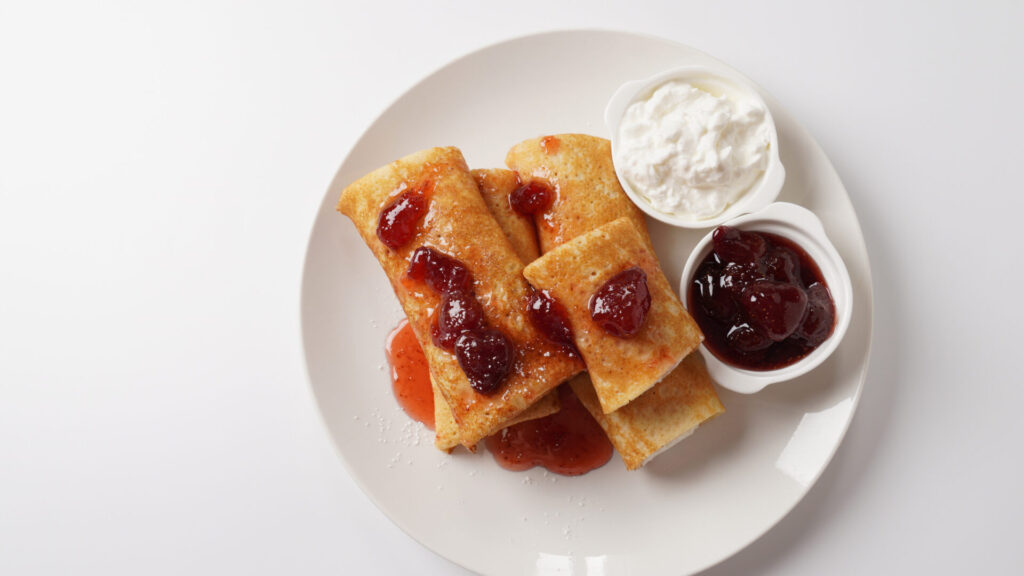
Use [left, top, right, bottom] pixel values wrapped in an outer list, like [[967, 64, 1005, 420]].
[[1, 1, 1021, 574]]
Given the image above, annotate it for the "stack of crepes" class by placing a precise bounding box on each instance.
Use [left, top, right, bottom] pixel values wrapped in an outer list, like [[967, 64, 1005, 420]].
[[337, 135, 724, 470]]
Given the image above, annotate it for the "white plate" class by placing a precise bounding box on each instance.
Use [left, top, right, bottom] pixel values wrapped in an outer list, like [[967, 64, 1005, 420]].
[[301, 30, 874, 576]]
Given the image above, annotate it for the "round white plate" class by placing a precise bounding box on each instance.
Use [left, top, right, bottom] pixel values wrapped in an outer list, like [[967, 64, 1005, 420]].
[[302, 30, 873, 576]]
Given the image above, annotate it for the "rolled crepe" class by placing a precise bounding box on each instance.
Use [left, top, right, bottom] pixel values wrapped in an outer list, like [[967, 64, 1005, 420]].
[[434, 168, 551, 452], [337, 147, 583, 447], [523, 217, 702, 413], [432, 385, 460, 451], [508, 134, 724, 469], [568, 353, 724, 470], [471, 169, 540, 263], [434, 388, 559, 452], [505, 134, 652, 253]]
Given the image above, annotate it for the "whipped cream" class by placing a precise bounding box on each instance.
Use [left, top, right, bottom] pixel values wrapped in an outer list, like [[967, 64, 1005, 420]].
[[615, 80, 770, 220]]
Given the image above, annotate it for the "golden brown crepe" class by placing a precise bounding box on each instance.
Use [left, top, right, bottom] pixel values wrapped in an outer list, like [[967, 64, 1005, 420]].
[[337, 147, 583, 447], [434, 170, 551, 451], [523, 217, 703, 413], [471, 169, 540, 263], [433, 389, 559, 452], [432, 385, 461, 451], [508, 133, 723, 467], [568, 353, 724, 470], [505, 134, 652, 253]]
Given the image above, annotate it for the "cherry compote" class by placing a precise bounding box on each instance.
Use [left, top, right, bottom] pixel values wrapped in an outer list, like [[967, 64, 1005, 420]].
[[526, 288, 577, 354], [509, 180, 554, 216], [377, 189, 427, 250], [589, 267, 651, 338], [431, 291, 485, 350], [405, 246, 514, 394], [485, 384, 612, 476], [406, 246, 473, 294], [454, 329, 514, 395], [688, 226, 836, 370]]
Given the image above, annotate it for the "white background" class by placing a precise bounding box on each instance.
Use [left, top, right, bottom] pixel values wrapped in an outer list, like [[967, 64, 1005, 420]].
[[1, 1, 1021, 574]]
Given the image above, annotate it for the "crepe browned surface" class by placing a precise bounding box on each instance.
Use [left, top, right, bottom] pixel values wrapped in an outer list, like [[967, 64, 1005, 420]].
[[471, 169, 540, 263], [568, 353, 724, 470], [505, 134, 651, 253], [432, 384, 461, 452], [435, 169, 551, 452], [337, 147, 583, 446], [433, 388, 559, 452], [511, 134, 722, 464], [523, 217, 702, 413]]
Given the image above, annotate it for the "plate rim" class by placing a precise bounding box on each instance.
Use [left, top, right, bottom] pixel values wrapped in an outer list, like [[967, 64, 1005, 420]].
[[299, 28, 875, 576]]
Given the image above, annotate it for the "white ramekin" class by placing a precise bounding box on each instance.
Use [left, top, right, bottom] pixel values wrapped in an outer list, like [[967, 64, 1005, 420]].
[[605, 65, 785, 229], [679, 202, 853, 394]]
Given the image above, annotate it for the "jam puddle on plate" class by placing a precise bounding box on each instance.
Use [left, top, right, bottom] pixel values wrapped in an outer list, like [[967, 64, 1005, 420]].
[[385, 319, 435, 429], [485, 384, 612, 476], [385, 321, 612, 476]]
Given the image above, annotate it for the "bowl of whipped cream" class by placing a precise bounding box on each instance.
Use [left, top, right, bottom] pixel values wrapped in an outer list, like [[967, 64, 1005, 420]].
[[605, 65, 785, 228]]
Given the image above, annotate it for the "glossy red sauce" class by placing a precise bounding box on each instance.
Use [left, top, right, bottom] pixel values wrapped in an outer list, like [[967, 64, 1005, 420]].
[[526, 288, 577, 354], [589, 267, 651, 338], [407, 246, 473, 294], [509, 180, 554, 217], [385, 319, 435, 429], [540, 135, 561, 154], [405, 246, 513, 394], [688, 226, 836, 370], [377, 189, 427, 250], [485, 385, 613, 476]]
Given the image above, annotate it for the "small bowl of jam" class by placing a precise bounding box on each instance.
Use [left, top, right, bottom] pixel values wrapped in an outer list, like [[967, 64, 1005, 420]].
[[680, 202, 853, 394]]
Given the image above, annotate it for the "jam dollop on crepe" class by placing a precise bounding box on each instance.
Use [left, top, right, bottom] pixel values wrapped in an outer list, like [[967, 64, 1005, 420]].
[[338, 147, 583, 449]]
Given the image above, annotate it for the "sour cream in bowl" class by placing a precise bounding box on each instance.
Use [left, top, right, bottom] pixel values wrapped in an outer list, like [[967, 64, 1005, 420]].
[[605, 66, 785, 228]]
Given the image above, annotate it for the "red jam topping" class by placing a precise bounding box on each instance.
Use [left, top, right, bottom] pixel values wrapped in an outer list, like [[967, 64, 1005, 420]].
[[740, 280, 808, 342], [377, 189, 427, 250], [688, 226, 836, 370], [454, 329, 514, 395], [540, 135, 561, 154], [589, 267, 651, 338], [526, 288, 577, 354], [430, 291, 485, 350], [406, 245, 473, 293], [405, 246, 514, 394], [509, 181, 554, 216], [385, 319, 435, 429], [485, 384, 613, 476]]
